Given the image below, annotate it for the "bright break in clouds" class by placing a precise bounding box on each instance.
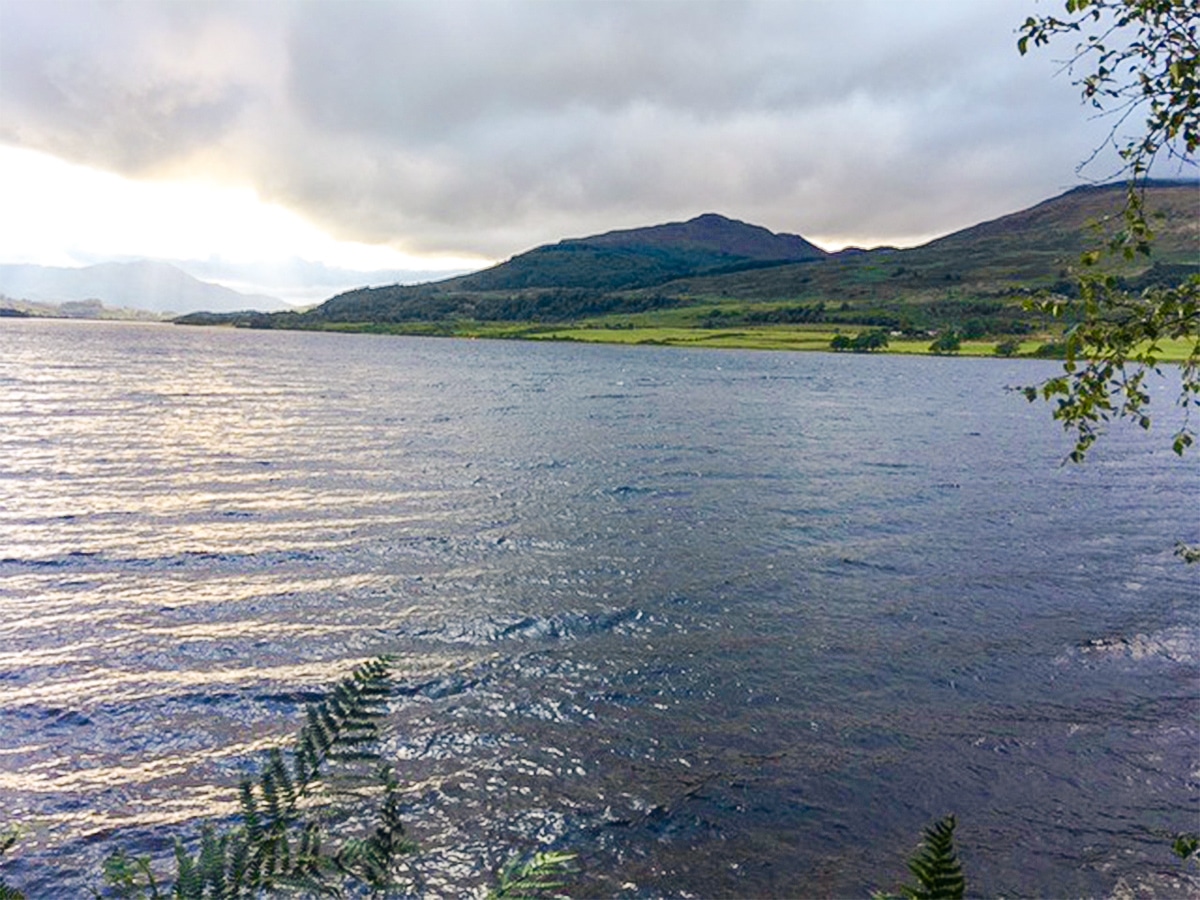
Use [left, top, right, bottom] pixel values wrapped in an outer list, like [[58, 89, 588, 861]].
[[0, 0, 1142, 291]]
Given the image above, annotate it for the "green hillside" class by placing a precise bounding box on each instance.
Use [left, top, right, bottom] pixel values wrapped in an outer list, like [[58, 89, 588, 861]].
[[642, 182, 1197, 324], [179, 182, 1198, 343], [311, 212, 827, 323]]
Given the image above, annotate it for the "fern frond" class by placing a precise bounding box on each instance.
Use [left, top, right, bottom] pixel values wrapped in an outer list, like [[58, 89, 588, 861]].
[[238, 780, 262, 843], [173, 838, 201, 898], [0, 827, 24, 900], [879, 815, 964, 900], [306, 706, 333, 755], [488, 850, 577, 899], [327, 687, 352, 722], [102, 656, 411, 898], [268, 748, 296, 810], [225, 832, 250, 894], [196, 825, 228, 897], [259, 833, 280, 885], [100, 849, 164, 900], [296, 821, 323, 874], [261, 767, 283, 822], [317, 706, 341, 751], [328, 766, 416, 890], [365, 767, 418, 880], [336, 837, 385, 884]]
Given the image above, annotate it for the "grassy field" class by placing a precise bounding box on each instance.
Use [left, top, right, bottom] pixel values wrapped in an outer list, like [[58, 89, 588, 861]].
[[532, 328, 1196, 361], [311, 318, 1196, 363], [530, 327, 1032, 357], [527, 325, 837, 352]]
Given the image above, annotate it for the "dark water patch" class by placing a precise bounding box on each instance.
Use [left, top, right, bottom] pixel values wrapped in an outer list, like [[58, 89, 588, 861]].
[[395, 673, 483, 701], [605, 485, 655, 496], [1, 550, 100, 569], [0, 547, 325, 572], [405, 608, 649, 647], [6, 707, 96, 728], [835, 556, 902, 572]]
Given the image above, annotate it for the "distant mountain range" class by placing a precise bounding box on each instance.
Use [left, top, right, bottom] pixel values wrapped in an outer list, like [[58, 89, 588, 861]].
[[288, 180, 1196, 328], [0, 261, 289, 316], [14, 181, 1197, 331]]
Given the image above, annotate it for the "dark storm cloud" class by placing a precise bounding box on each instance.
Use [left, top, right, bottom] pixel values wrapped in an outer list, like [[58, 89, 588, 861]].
[[0, 0, 1122, 257]]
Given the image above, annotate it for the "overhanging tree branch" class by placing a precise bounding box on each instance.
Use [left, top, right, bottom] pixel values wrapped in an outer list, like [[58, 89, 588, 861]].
[[1017, 0, 1199, 462]]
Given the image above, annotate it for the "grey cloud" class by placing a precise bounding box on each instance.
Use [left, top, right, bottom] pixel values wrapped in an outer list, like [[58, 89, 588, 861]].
[[0, 0, 1127, 259], [0, 0, 277, 172], [285, 2, 768, 138]]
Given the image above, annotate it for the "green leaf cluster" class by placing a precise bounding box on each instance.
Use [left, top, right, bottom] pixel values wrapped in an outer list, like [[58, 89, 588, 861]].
[[1023, 267, 1199, 461], [1018, 0, 1199, 170], [1017, 0, 1199, 492], [1174, 832, 1200, 862]]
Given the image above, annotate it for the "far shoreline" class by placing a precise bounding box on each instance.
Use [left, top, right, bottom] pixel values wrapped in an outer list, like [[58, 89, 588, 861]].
[[173, 317, 1196, 364]]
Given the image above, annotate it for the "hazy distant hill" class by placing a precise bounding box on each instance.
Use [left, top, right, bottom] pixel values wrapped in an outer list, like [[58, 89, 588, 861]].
[[0, 294, 164, 321], [0, 261, 289, 315], [313, 213, 827, 322]]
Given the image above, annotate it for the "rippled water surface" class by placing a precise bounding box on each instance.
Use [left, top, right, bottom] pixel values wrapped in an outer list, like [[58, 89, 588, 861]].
[[1, 319, 1197, 897]]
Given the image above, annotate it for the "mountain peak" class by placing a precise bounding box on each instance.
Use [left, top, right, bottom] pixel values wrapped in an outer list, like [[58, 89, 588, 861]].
[[689, 212, 739, 225], [568, 213, 827, 263]]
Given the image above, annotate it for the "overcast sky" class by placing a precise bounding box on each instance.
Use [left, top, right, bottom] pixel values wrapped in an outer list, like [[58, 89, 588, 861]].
[[0, 0, 1170, 303]]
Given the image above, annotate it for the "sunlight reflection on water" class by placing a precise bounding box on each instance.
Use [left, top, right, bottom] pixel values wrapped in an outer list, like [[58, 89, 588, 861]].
[[0, 319, 1196, 898]]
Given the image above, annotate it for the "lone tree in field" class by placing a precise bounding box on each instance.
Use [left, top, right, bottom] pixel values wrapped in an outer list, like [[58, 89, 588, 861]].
[[1018, 0, 1199, 464], [930, 331, 962, 355]]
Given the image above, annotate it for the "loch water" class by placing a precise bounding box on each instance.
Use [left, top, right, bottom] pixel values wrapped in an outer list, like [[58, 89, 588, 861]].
[[0, 318, 1197, 898]]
